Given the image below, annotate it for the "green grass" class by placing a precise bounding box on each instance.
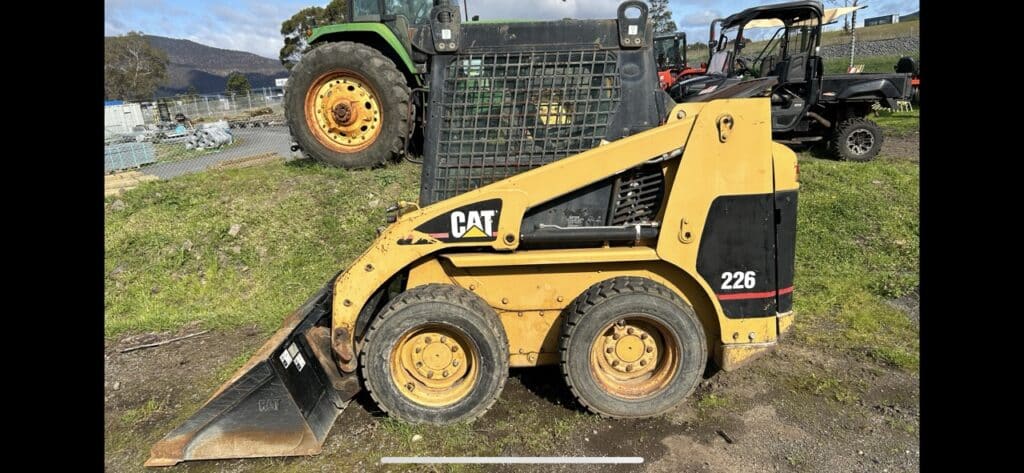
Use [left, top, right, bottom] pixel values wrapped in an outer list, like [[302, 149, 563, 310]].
[[104, 160, 421, 336], [153, 138, 241, 164], [793, 154, 919, 370], [873, 109, 919, 136], [697, 393, 729, 411], [786, 372, 861, 404], [820, 21, 920, 46], [119, 398, 163, 425]]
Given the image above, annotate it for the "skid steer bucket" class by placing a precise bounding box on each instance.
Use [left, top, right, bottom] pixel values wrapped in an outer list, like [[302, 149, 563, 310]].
[[145, 278, 359, 467]]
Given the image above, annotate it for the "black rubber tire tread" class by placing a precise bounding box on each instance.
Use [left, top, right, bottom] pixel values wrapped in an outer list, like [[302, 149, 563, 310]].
[[285, 41, 410, 169], [358, 283, 509, 424], [560, 276, 707, 418], [829, 117, 884, 162]]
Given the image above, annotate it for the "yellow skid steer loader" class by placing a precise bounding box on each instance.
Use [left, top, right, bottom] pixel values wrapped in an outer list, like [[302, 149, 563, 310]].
[[146, 4, 798, 466]]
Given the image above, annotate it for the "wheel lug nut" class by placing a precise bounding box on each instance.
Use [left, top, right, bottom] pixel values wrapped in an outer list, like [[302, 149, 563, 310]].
[[451, 345, 459, 352], [626, 364, 633, 372], [427, 370, 434, 378], [443, 370, 449, 377], [416, 361, 423, 367], [627, 328, 635, 335], [425, 337, 432, 343], [452, 360, 459, 367], [606, 347, 614, 354], [612, 333, 621, 340], [415, 347, 421, 353], [406, 383, 414, 391], [646, 346, 654, 353], [611, 360, 619, 367], [640, 334, 648, 340], [440, 336, 447, 343], [639, 360, 647, 367]]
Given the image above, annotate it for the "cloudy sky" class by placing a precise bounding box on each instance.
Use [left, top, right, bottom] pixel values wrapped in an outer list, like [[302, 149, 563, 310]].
[[105, 0, 920, 60]]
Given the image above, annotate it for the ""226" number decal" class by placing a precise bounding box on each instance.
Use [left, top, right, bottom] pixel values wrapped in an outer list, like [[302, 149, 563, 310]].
[[721, 271, 756, 290]]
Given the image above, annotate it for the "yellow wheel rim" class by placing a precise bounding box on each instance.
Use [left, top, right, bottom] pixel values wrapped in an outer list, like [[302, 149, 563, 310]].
[[589, 317, 679, 399], [390, 325, 478, 407], [304, 71, 382, 152]]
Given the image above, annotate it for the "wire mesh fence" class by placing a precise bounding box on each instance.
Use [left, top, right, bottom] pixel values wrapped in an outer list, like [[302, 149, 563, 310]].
[[104, 89, 300, 192]]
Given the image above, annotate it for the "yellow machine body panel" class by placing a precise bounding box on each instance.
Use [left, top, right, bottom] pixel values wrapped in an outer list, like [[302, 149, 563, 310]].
[[328, 99, 797, 371]]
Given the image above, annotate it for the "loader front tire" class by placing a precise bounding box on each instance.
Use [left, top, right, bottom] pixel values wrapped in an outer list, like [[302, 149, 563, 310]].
[[359, 284, 509, 424], [560, 277, 707, 418]]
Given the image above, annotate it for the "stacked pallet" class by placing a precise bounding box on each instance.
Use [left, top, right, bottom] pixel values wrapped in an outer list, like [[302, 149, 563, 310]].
[[105, 171, 159, 197], [105, 142, 156, 173]]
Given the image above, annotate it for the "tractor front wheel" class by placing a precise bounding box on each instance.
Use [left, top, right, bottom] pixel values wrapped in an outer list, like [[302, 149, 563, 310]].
[[285, 41, 410, 169]]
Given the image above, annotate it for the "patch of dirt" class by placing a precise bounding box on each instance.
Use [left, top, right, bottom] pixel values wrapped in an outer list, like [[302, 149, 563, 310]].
[[105, 327, 918, 472], [104, 324, 266, 471], [881, 133, 920, 163], [887, 287, 920, 329]]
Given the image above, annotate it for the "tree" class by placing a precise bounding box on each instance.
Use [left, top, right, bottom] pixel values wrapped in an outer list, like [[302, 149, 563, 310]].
[[226, 72, 252, 95], [649, 0, 677, 34], [185, 85, 199, 98], [104, 32, 168, 101], [279, 0, 348, 69]]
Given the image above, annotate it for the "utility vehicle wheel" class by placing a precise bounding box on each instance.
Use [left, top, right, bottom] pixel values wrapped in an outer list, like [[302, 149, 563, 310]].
[[830, 117, 883, 162], [560, 277, 707, 418], [359, 284, 509, 424], [285, 41, 410, 169]]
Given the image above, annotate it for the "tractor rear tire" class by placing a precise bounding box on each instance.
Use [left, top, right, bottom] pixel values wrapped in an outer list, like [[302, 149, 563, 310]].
[[285, 41, 410, 169], [830, 117, 883, 162], [359, 284, 509, 424], [560, 277, 707, 418]]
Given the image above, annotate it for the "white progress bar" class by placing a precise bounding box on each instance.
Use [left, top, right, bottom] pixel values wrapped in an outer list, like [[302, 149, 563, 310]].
[[380, 457, 643, 464]]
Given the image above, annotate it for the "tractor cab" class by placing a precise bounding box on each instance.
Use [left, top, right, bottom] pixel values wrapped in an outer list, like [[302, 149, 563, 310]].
[[653, 32, 707, 89], [330, 0, 439, 64], [670, 1, 824, 132]]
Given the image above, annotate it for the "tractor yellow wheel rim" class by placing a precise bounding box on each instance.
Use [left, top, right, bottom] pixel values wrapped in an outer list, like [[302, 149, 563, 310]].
[[304, 71, 382, 153], [391, 325, 478, 407], [589, 316, 679, 399]]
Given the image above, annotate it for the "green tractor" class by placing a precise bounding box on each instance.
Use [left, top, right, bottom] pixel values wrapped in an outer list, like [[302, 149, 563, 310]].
[[286, 0, 448, 168]]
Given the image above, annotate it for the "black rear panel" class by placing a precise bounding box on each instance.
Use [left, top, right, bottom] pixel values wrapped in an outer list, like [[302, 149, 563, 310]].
[[420, 19, 671, 219], [774, 190, 798, 313], [696, 191, 798, 318], [696, 194, 778, 318]]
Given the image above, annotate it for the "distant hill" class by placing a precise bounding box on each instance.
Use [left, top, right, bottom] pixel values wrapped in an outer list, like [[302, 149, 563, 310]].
[[124, 35, 288, 96]]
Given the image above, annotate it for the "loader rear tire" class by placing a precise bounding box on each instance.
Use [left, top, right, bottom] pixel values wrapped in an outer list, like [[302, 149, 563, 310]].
[[560, 277, 707, 418], [359, 284, 509, 424]]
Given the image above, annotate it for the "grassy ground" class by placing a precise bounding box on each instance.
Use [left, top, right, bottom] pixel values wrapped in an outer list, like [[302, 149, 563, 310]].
[[104, 161, 420, 336], [793, 152, 919, 369], [820, 21, 920, 46], [874, 109, 920, 136]]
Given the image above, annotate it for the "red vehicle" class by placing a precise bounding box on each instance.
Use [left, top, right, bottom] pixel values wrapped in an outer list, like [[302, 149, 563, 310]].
[[654, 32, 707, 89]]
